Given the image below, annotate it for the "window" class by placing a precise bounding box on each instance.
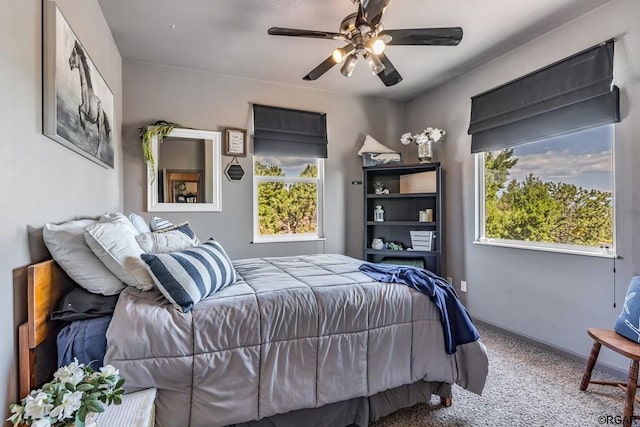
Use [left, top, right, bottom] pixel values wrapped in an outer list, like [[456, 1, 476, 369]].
[[468, 41, 619, 256], [253, 156, 324, 242], [477, 125, 614, 255]]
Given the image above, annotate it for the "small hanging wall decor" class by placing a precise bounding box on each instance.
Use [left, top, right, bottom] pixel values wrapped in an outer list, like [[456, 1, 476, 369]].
[[225, 158, 245, 181]]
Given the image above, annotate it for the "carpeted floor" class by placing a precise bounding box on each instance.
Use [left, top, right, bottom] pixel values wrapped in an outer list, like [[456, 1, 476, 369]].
[[372, 324, 632, 427]]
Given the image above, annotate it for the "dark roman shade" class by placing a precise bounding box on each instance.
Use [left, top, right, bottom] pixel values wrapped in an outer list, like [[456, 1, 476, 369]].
[[468, 40, 620, 153], [253, 104, 328, 158]]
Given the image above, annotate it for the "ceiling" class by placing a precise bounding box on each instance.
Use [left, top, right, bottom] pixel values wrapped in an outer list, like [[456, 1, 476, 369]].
[[97, 0, 612, 101]]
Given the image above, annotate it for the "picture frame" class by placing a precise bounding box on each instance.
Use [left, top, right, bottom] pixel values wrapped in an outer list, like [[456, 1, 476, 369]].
[[224, 128, 247, 157], [43, 1, 115, 168]]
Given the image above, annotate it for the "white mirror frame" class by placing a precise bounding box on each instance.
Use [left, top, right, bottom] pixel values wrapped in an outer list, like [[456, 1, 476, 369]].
[[147, 128, 222, 212]]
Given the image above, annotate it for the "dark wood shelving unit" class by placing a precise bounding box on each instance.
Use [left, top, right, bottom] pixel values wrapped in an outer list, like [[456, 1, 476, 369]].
[[363, 163, 444, 276]]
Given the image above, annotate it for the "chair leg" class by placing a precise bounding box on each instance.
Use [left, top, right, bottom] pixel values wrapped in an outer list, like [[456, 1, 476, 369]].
[[581, 341, 602, 391], [623, 360, 638, 427], [440, 396, 452, 407]]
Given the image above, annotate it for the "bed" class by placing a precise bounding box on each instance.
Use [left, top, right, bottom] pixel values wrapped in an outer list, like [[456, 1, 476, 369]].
[[20, 254, 488, 427]]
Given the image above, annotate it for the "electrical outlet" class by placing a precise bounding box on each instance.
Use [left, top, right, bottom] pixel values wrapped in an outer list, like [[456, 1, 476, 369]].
[[446, 276, 452, 284], [461, 280, 467, 292]]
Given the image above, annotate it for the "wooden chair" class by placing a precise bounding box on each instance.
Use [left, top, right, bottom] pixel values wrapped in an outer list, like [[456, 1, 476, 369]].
[[580, 328, 640, 427]]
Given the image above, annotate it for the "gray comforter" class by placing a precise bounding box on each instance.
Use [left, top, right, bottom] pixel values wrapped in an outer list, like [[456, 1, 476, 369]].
[[105, 254, 488, 427]]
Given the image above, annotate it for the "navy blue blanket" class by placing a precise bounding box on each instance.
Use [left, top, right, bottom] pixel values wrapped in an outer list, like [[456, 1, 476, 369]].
[[359, 263, 479, 354], [57, 316, 112, 369]]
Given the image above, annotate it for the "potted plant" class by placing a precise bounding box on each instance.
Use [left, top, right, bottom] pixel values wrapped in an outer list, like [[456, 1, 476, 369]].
[[8, 359, 125, 427], [400, 127, 446, 163]]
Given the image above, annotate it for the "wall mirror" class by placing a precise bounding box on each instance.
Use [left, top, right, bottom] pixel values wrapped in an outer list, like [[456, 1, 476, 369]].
[[147, 128, 222, 212]]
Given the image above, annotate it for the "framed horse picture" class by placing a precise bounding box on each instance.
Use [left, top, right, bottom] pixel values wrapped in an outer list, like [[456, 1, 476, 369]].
[[43, 2, 115, 168]]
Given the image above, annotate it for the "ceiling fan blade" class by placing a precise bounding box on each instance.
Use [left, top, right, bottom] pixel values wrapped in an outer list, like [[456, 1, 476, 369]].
[[268, 27, 346, 41], [303, 56, 338, 81], [303, 44, 354, 81], [355, 1, 366, 26], [376, 52, 403, 87], [380, 27, 463, 46], [362, 0, 390, 28]]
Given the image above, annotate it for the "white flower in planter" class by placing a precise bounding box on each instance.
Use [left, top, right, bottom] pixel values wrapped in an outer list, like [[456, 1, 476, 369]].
[[400, 127, 446, 145], [8, 359, 125, 427], [50, 391, 83, 421], [98, 365, 119, 378], [425, 127, 445, 143], [53, 360, 84, 386], [31, 418, 52, 427], [24, 392, 53, 420]]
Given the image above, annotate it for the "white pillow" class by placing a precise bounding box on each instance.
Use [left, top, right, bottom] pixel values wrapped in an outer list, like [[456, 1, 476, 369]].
[[84, 213, 154, 291], [357, 135, 397, 156], [128, 212, 151, 234], [43, 220, 125, 296]]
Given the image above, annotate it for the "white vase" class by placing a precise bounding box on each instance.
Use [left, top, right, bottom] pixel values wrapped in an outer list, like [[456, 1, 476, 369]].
[[417, 141, 433, 163]]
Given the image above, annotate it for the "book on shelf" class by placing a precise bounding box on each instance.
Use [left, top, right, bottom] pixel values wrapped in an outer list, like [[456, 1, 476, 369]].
[[410, 230, 433, 251]]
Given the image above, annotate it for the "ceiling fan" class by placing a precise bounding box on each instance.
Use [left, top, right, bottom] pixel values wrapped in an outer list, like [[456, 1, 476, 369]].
[[267, 0, 463, 87]]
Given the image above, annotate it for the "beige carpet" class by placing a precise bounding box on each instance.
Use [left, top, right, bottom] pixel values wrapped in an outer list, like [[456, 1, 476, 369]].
[[372, 324, 630, 427]]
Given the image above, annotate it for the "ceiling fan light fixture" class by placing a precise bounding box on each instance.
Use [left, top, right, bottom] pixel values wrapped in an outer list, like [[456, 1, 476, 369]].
[[366, 38, 386, 55], [267, 1, 462, 86], [341, 54, 358, 77], [364, 52, 385, 75]]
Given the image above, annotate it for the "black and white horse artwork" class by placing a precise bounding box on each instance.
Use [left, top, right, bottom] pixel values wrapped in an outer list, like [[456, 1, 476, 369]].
[[68, 40, 111, 145], [45, 5, 114, 168], [63, 40, 112, 164]]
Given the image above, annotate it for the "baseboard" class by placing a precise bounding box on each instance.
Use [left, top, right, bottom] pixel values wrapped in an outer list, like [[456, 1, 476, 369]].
[[474, 318, 628, 380]]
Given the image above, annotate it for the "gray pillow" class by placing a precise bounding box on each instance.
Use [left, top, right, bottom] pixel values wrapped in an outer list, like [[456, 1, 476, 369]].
[[136, 222, 200, 253], [43, 219, 125, 296]]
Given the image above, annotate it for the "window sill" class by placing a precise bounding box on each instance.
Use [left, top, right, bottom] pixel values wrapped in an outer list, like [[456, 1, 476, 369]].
[[473, 238, 616, 258], [252, 236, 326, 244]]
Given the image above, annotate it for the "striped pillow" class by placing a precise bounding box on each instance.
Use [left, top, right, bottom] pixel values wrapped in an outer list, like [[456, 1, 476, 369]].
[[141, 239, 236, 312], [149, 216, 173, 232]]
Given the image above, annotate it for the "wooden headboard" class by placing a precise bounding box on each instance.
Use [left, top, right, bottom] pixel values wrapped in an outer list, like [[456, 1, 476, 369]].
[[19, 260, 74, 398]]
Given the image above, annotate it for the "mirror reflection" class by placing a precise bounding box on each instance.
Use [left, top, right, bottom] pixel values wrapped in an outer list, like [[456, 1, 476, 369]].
[[147, 128, 221, 212], [158, 137, 206, 203]]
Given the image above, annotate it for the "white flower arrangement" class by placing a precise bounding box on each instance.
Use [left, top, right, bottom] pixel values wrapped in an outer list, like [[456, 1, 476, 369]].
[[400, 127, 446, 145], [8, 360, 124, 427]]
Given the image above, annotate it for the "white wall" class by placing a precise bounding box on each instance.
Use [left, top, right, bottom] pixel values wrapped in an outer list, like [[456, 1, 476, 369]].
[[121, 60, 404, 259], [405, 0, 640, 371], [0, 0, 122, 415]]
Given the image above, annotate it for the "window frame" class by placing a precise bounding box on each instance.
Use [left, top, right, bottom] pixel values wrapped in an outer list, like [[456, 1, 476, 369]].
[[252, 156, 325, 244], [474, 128, 617, 258]]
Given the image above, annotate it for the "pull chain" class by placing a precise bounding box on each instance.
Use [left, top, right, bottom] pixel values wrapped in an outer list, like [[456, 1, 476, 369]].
[[613, 256, 617, 308]]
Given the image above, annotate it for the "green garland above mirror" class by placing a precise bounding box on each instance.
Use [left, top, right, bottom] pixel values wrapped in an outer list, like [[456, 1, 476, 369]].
[[139, 120, 181, 180]]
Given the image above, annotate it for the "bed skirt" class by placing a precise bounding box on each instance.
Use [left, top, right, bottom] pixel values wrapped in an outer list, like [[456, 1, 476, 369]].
[[233, 380, 450, 427]]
